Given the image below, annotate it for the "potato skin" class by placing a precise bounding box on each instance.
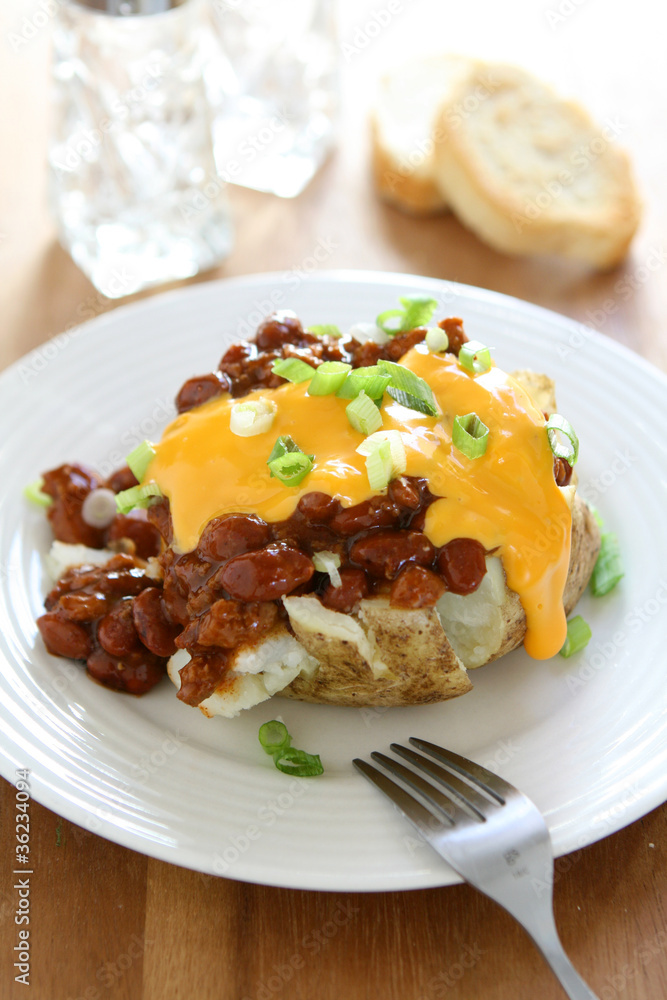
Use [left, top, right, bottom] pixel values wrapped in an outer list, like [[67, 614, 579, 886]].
[[278, 492, 601, 705]]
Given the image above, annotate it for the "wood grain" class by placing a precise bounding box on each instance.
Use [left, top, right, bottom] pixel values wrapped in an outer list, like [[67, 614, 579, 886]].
[[1, 1, 666, 998]]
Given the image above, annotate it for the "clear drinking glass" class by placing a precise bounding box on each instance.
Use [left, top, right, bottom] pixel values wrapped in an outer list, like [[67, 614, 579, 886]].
[[206, 0, 339, 198], [49, 0, 233, 298]]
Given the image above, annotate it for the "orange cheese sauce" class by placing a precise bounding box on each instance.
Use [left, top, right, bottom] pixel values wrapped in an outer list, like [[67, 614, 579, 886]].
[[148, 345, 571, 659]]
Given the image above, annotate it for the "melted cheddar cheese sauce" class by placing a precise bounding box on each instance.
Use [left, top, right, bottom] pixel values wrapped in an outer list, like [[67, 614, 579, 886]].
[[148, 345, 571, 659]]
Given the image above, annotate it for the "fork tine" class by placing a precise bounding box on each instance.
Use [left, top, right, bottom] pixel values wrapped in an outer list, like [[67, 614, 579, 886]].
[[409, 738, 513, 803], [389, 744, 489, 819], [353, 759, 447, 840], [370, 751, 473, 827]]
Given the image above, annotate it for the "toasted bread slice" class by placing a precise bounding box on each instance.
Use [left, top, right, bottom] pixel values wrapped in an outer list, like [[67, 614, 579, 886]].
[[370, 54, 475, 215], [433, 63, 641, 268]]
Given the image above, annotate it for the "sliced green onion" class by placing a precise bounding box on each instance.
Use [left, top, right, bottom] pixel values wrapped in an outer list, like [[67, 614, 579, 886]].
[[267, 436, 314, 487], [377, 360, 438, 416], [346, 391, 383, 434], [590, 532, 624, 596], [452, 412, 490, 459], [356, 430, 407, 478], [24, 479, 52, 507], [125, 440, 156, 482], [399, 294, 438, 331], [307, 324, 342, 339], [307, 361, 351, 396], [115, 482, 163, 514], [335, 365, 392, 401], [546, 414, 579, 466], [459, 340, 492, 374], [375, 308, 404, 336], [425, 326, 449, 353], [230, 398, 277, 437], [312, 551, 342, 587], [365, 439, 393, 491], [258, 722, 324, 776], [559, 615, 592, 658], [271, 357, 315, 383], [376, 295, 438, 336], [273, 746, 324, 777], [258, 720, 291, 755]]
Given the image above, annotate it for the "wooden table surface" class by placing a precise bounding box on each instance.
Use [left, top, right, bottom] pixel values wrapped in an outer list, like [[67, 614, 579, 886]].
[[1, 2, 666, 998]]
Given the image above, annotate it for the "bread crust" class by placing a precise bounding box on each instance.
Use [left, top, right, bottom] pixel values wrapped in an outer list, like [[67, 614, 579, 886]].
[[433, 63, 641, 269]]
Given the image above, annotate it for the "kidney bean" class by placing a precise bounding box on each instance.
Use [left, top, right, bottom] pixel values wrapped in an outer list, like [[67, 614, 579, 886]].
[[106, 512, 162, 559], [255, 311, 304, 351], [390, 566, 446, 608], [86, 647, 165, 695], [58, 591, 109, 622], [439, 317, 468, 356], [175, 372, 230, 414], [296, 492, 342, 522], [219, 340, 256, 373], [97, 600, 140, 657], [554, 457, 573, 487], [330, 497, 401, 536], [437, 538, 487, 595], [388, 477, 422, 511], [98, 565, 153, 598], [105, 466, 138, 494], [198, 513, 272, 563], [37, 613, 91, 660], [146, 497, 173, 546], [190, 599, 278, 649], [350, 530, 434, 579], [177, 651, 229, 706], [218, 545, 314, 601], [42, 464, 106, 548], [132, 587, 181, 657], [320, 569, 369, 614]]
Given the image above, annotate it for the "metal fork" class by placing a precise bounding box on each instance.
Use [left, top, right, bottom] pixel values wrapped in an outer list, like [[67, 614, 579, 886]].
[[354, 739, 600, 1000]]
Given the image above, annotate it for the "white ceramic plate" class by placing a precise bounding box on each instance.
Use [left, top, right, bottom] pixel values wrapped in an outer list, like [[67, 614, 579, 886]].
[[1, 271, 666, 891]]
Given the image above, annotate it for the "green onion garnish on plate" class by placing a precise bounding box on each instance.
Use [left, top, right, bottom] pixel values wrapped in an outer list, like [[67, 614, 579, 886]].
[[590, 533, 624, 596], [258, 721, 324, 777], [307, 324, 342, 339], [452, 413, 489, 460], [559, 615, 592, 657], [425, 326, 449, 353]]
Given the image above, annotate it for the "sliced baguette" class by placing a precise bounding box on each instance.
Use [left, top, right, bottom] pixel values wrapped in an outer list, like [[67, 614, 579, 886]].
[[433, 62, 641, 268], [370, 53, 475, 215]]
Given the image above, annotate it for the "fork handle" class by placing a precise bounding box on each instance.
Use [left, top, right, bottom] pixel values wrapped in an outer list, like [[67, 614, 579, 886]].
[[526, 921, 600, 1000]]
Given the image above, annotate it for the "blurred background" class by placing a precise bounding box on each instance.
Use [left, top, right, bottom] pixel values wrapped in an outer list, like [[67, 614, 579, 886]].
[[1, 0, 665, 374]]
